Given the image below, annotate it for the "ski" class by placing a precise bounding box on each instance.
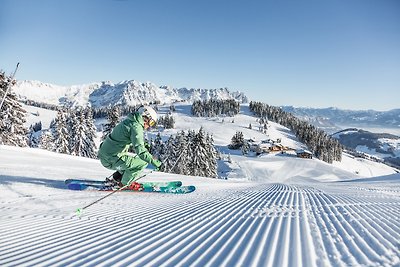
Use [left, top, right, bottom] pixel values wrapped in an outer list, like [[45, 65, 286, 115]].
[[66, 179, 195, 194], [65, 179, 182, 188], [65, 179, 104, 185]]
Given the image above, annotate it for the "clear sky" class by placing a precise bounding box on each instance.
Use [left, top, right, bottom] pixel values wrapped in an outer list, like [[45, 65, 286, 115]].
[[1, 0, 399, 111]]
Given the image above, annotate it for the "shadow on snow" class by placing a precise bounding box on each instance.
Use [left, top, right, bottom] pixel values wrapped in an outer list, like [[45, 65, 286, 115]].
[[0, 175, 70, 190]]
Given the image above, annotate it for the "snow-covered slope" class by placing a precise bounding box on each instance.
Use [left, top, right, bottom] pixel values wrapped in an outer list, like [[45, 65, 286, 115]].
[[13, 80, 248, 108], [1, 145, 399, 267], [1, 104, 399, 266]]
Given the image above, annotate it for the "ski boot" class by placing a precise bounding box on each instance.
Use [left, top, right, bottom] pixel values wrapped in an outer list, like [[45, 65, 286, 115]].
[[105, 171, 123, 189]]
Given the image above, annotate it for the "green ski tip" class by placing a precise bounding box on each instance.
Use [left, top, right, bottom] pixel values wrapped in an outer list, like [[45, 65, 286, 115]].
[[76, 208, 83, 217]]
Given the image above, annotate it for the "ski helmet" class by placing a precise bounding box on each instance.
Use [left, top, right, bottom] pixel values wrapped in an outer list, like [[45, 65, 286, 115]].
[[138, 106, 157, 126]]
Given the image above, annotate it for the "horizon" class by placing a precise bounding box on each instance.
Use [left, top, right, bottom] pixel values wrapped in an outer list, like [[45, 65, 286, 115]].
[[14, 79, 400, 113], [1, 0, 399, 111]]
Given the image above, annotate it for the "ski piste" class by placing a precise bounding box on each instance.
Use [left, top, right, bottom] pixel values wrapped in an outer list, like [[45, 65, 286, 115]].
[[65, 179, 195, 194]]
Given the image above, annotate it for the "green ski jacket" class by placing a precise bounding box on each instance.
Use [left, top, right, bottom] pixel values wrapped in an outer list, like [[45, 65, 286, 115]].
[[98, 112, 161, 168]]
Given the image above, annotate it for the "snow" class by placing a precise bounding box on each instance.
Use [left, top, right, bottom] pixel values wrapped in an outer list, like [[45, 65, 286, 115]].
[[23, 104, 57, 129], [1, 104, 400, 267]]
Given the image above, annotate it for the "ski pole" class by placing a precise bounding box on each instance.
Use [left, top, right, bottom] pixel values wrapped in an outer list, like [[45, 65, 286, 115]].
[[0, 63, 20, 111], [75, 170, 153, 217], [75, 151, 185, 217], [76, 183, 130, 216]]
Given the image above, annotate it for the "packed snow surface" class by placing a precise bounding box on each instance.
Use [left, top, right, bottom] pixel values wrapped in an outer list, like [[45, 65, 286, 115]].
[[1, 105, 400, 267]]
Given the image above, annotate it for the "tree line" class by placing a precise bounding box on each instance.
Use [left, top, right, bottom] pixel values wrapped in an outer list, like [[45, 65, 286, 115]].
[[191, 99, 240, 117], [29, 108, 98, 158]]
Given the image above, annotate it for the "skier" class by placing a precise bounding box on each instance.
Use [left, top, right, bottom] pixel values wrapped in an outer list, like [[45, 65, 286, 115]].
[[98, 106, 163, 188]]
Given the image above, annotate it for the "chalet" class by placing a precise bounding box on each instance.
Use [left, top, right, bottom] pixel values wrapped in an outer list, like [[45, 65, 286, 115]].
[[296, 149, 313, 159], [254, 143, 271, 154], [270, 143, 284, 152]]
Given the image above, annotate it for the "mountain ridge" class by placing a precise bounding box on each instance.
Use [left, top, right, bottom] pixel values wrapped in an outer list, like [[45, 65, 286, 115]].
[[281, 105, 400, 130], [13, 80, 249, 108]]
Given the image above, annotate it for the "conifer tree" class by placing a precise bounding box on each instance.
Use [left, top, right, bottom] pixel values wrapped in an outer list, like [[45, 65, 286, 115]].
[[102, 106, 120, 141], [173, 131, 190, 175], [66, 109, 77, 153], [191, 127, 210, 176], [70, 108, 97, 158], [83, 108, 97, 158], [228, 131, 244, 149], [204, 133, 218, 177], [162, 135, 179, 172], [150, 132, 165, 160], [0, 70, 27, 146], [70, 109, 86, 156], [241, 140, 250, 155], [53, 109, 70, 154], [39, 130, 54, 151]]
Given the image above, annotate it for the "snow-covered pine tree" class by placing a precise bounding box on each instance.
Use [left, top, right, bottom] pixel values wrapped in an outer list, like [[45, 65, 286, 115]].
[[66, 109, 77, 153], [186, 129, 196, 175], [228, 131, 244, 149], [70, 108, 97, 158], [150, 132, 164, 160], [165, 114, 175, 129], [204, 132, 218, 177], [241, 140, 250, 155], [174, 131, 191, 175], [70, 109, 85, 157], [83, 108, 97, 158], [53, 109, 70, 154], [162, 135, 179, 172], [39, 130, 54, 151], [0, 70, 27, 146], [102, 106, 120, 141], [191, 127, 210, 177]]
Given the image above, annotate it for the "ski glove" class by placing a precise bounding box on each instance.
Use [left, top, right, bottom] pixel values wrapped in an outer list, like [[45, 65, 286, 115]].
[[144, 141, 151, 151], [155, 161, 164, 171]]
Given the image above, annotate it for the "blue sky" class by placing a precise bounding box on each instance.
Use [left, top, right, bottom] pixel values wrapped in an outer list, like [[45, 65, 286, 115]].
[[1, 0, 399, 111]]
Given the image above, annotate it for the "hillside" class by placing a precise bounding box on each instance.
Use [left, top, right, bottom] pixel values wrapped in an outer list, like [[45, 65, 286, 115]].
[[1, 104, 400, 266]]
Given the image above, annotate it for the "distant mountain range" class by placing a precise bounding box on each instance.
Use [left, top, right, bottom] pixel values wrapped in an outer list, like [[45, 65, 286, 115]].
[[281, 106, 400, 132], [332, 128, 400, 169], [13, 80, 248, 108]]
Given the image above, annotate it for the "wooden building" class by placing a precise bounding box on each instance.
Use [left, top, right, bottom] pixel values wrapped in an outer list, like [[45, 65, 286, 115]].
[[296, 149, 313, 159]]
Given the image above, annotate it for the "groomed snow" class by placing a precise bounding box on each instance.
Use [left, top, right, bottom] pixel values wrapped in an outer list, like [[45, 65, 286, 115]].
[[1, 104, 399, 267]]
